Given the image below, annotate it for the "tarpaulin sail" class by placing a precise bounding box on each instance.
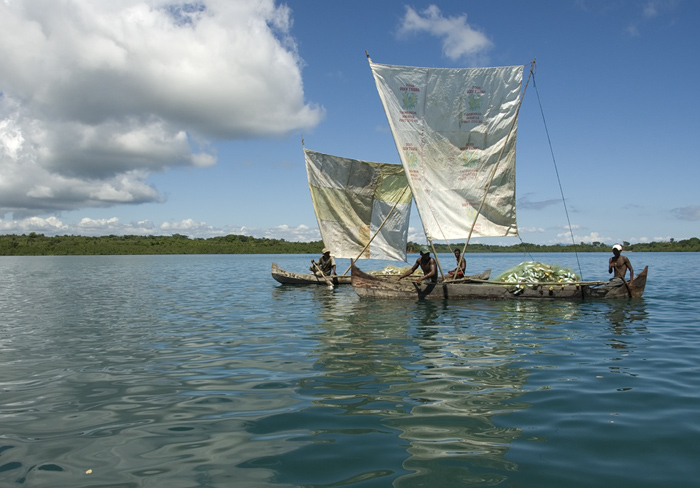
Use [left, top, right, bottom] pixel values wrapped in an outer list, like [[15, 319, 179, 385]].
[[305, 148, 413, 261], [369, 61, 523, 241]]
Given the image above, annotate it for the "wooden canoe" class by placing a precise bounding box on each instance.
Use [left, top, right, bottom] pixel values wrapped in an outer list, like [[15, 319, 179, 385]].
[[351, 263, 648, 300], [271, 262, 351, 285]]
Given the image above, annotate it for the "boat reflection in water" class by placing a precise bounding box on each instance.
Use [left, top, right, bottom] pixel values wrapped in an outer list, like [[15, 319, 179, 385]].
[[264, 284, 655, 486], [301, 297, 532, 486]]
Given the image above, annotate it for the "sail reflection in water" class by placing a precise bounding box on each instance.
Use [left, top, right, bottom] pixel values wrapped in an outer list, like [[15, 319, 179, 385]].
[[389, 303, 527, 486]]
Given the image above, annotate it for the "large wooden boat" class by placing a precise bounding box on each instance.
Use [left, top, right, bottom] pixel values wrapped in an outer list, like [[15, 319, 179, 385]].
[[271, 262, 351, 286], [359, 56, 648, 300], [351, 263, 647, 300]]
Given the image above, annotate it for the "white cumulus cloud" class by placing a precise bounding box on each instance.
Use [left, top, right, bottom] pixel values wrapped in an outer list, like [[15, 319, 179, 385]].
[[398, 5, 492, 62], [0, 0, 324, 218]]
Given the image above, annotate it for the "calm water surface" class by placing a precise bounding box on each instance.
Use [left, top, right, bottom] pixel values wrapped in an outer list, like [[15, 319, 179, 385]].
[[1, 252, 698, 487]]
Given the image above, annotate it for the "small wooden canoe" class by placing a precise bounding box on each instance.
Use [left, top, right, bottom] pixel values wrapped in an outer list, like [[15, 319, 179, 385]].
[[271, 262, 351, 285], [351, 263, 648, 300]]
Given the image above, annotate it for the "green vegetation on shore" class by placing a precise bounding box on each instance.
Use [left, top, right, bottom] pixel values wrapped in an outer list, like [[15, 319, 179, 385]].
[[1, 233, 698, 256], [423, 237, 700, 254]]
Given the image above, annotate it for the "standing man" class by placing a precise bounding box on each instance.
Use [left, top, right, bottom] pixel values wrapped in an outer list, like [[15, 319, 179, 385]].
[[609, 244, 634, 281], [398, 246, 437, 283]]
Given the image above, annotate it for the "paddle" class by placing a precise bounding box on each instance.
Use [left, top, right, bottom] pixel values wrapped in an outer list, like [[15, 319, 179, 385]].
[[620, 275, 632, 298], [311, 260, 334, 289], [611, 269, 632, 297]]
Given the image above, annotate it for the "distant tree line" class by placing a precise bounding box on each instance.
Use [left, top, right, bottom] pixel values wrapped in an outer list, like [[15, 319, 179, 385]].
[[404, 238, 700, 254], [0, 233, 322, 256], [0, 233, 698, 256]]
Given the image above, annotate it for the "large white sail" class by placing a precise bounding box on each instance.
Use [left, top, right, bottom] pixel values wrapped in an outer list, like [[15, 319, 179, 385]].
[[305, 148, 413, 261], [369, 61, 523, 241]]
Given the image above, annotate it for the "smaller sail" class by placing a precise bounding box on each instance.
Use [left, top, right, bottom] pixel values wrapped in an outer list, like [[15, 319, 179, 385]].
[[305, 148, 413, 261]]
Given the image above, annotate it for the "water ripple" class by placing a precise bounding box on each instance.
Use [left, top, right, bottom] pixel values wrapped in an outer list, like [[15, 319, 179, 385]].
[[0, 253, 698, 487]]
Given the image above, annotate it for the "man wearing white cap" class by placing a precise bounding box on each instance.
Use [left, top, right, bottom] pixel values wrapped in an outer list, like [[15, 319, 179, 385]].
[[310, 248, 336, 276], [609, 244, 634, 281]]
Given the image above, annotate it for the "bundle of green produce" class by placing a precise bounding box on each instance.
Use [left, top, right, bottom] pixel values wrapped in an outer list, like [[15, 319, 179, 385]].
[[494, 261, 580, 287]]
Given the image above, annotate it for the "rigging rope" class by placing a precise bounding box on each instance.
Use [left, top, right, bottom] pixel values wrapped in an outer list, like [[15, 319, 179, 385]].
[[532, 71, 584, 280]]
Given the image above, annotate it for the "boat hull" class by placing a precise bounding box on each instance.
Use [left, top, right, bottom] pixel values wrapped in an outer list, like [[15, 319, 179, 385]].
[[271, 262, 351, 286], [587, 266, 648, 299], [351, 264, 648, 300]]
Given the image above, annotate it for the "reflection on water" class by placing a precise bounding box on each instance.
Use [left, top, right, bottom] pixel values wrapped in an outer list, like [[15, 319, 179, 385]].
[[254, 293, 534, 486], [605, 299, 650, 331], [1, 254, 699, 487]]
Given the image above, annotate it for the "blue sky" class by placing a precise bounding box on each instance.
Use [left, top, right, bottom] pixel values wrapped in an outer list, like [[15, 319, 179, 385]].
[[1, 0, 698, 248]]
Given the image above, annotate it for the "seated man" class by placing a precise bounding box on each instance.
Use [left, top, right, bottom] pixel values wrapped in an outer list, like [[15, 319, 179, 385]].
[[398, 246, 437, 283], [446, 248, 466, 279], [310, 248, 336, 276]]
